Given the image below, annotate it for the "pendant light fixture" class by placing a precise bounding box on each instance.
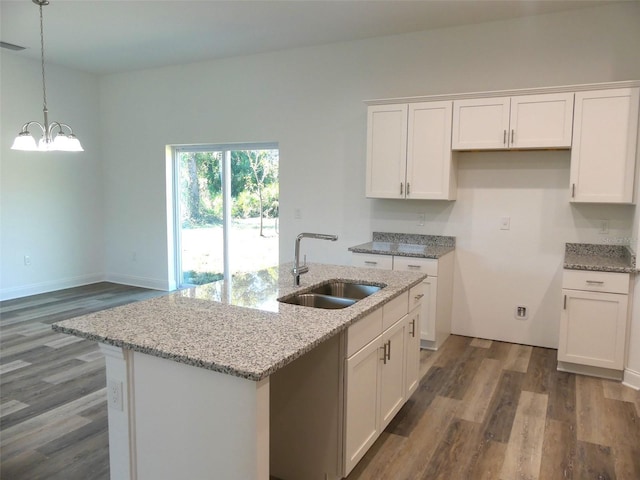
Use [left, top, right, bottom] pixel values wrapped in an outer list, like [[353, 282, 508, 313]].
[[11, 0, 83, 152]]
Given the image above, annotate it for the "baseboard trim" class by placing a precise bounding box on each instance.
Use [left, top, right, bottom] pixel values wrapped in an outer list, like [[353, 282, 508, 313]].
[[623, 367, 640, 390], [0, 273, 104, 301], [104, 273, 170, 292], [557, 361, 623, 381]]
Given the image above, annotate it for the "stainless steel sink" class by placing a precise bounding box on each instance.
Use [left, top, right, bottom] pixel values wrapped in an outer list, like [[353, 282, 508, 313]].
[[280, 293, 356, 309], [278, 280, 384, 309], [306, 281, 382, 299]]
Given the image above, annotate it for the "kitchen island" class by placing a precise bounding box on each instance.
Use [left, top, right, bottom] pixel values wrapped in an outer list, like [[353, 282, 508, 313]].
[[53, 263, 426, 480]]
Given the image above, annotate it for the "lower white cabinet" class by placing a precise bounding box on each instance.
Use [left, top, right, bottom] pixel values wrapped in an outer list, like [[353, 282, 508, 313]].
[[270, 288, 423, 480], [354, 251, 454, 350], [343, 288, 423, 476], [558, 270, 631, 377]]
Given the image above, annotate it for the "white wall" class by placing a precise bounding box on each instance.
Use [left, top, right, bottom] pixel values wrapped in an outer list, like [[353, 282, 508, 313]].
[[0, 52, 103, 300], [2, 2, 639, 355], [99, 2, 640, 349]]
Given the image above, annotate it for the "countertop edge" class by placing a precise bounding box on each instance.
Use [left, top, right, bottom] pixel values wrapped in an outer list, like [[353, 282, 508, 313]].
[[52, 269, 427, 381]]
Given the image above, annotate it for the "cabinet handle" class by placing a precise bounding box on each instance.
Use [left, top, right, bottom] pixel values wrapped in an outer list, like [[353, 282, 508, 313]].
[[563, 294, 567, 310], [503, 129, 507, 145], [400, 183, 403, 195], [386, 340, 391, 361], [571, 183, 575, 198], [408, 264, 421, 269], [410, 319, 416, 337], [364, 261, 378, 266], [511, 129, 514, 144], [586, 280, 605, 285], [381, 344, 387, 364], [407, 183, 410, 195], [414, 293, 425, 300]]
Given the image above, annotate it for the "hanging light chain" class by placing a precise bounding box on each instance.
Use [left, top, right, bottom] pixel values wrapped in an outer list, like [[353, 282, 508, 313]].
[[39, 1, 48, 113]]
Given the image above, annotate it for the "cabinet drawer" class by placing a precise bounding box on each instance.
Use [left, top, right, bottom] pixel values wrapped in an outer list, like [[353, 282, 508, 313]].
[[382, 291, 409, 330], [409, 283, 425, 311], [393, 256, 438, 276], [347, 308, 383, 357], [352, 253, 393, 270], [563, 270, 630, 294]]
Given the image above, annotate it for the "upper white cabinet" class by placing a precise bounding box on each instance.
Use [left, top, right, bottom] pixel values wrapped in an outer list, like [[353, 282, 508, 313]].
[[366, 101, 456, 200], [452, 93, 574, 150], [569, 88, 639, 204]]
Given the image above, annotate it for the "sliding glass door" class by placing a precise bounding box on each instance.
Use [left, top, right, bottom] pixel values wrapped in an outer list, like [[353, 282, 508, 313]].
[[174, 144, 279, 287]]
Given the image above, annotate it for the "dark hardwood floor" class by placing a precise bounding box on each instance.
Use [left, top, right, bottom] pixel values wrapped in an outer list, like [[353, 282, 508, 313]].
[[1, 283, 639, 479]]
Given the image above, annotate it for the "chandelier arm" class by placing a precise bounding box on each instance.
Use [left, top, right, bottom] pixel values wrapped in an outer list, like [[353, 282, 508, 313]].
[[21, 121, 46, 135]]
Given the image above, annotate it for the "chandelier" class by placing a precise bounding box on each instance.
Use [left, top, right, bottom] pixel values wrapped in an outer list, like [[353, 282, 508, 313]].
[[11, 0, 83, 152]]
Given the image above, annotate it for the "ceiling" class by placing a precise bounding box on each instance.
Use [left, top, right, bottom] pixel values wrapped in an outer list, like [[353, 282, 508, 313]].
[[0, 0, 622, 75]]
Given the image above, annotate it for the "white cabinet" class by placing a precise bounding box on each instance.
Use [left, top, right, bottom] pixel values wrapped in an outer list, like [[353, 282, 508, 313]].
[[404, 302, 421, 398], [344, 329, 382, 473], [366, 101, 456, 200], [351, 252, 393, 270], [569, 88, 639, 204], [344, 290, 420, 476], [452, 93, 574, 150], [558, 270, 631, 376], [392, 253, 454, 350]]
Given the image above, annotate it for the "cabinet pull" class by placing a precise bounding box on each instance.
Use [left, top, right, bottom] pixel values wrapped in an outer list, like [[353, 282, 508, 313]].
[[511, 129, 514, 144], [408, 264, 421, 269], [586, 280, 605, 285], [386, 340, 391, 361], [407, 183, 410, 195], [410, 319, 416, 337], [400, 182, 403, 195], [364, 260, 378, 266], [563, 294, 567, 310], [414, 293, 425, 301], [571, 183, 575, 198], [503, 129, 507, 145]]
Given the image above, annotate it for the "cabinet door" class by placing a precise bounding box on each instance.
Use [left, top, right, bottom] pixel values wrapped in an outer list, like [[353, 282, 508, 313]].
[[407, 101, 456, 200], [452, 97, 510, 150], [366, 104, 408, 198], [351, 252, 393, 270], [559, 289, 628, 370], [510, 93, 574, 148], [379, 318, 406, 430], [344, 337, 382, 475], [404, 307, 421, 398], [421, 276, 438, 342], [570, 88, 639, 203]]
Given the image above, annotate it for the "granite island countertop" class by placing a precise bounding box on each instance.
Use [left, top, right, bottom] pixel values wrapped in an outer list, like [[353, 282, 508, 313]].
[[563, 243, 636, 273], [349, 232, 456, 259], [52, 263, 426, 381]]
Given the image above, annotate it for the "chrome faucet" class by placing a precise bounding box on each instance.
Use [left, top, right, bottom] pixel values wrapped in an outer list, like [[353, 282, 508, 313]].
[[292, 232, 338, 286]]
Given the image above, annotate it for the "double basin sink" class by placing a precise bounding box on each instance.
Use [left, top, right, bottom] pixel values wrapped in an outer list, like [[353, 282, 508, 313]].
[[278, 280, 384, 309]]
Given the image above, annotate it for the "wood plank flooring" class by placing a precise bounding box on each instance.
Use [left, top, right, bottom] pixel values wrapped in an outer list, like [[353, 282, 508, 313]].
[[2, 283, 639, 479]]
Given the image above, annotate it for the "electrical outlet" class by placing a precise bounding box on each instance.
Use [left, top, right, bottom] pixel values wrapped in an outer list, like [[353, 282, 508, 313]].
[[417, 213, 425, 226], [24, 255, 31, 266], [294, 208, 302, 220], [500, 217, 511, 230], [108, 379, 124, 411], [515, 305, 528, 320]]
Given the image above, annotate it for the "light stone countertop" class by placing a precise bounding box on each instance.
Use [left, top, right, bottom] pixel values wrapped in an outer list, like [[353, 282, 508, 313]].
[[348, 232, 456, 259], [52, 263, 426, 381], [564, 243, 636, 273]]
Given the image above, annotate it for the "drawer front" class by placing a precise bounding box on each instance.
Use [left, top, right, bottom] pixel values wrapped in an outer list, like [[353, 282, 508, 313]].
[[352, 253, 393, 270], [409, 283, 425, 311], [563, 270, 630, 294], [393, 256, 438, 276], [382, 291, 409, 330], [347, 308, 383, 357]]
